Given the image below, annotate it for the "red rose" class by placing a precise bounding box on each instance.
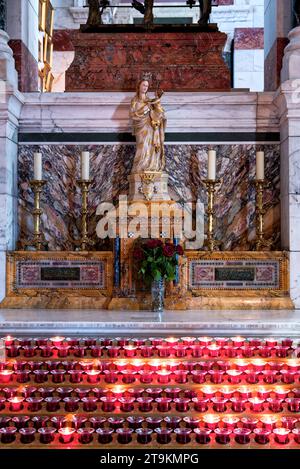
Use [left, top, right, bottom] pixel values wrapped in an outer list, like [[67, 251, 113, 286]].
[[176, 245, 184, 255], [162, 244, 175, 257], [133, 247, 145, 261], [146, 239, 163, 249]]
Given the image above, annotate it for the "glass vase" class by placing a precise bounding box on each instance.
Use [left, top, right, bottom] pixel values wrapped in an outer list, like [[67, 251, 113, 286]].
[[151, 278, 165, 312]]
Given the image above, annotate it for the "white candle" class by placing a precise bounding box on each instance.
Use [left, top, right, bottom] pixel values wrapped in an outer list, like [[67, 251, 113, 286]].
[[208, 150, 216, 180], [81, 152, 90, 180], [256, 151, 264, 180], [33, 153, 42, 180]]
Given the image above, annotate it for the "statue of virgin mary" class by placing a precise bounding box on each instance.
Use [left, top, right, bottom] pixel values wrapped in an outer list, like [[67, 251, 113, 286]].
[[130, 79, 166, 174]]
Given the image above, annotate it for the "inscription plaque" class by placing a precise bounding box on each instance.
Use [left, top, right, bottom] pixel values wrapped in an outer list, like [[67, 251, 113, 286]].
[[215, 268, 255, 282], [41, 267, 81, 281]]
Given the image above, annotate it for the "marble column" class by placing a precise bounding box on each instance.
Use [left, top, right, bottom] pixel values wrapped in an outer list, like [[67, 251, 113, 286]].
[[275, 26, 300, 308], [0, 29, 22, 300]]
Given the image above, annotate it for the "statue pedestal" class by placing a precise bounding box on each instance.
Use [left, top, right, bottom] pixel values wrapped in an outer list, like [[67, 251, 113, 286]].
[[128, 172, 170, 201], [65, 25, 230, 91]]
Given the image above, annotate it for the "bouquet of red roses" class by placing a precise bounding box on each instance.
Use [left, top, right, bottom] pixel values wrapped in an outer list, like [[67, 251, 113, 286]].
[[133, 239, 184, 283]]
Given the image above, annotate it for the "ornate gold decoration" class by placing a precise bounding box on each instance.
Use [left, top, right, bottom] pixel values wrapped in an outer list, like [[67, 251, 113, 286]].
[[74, 180, 95, 251], [23, 180, 48, 251], [252, 179, 273, 251], [203, 179, 221, 251], [139, 172, 156, 201]]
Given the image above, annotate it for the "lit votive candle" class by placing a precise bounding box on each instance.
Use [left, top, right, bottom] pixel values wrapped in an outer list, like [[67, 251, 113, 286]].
[[274, 387, 290, 399], [38, 427, 56, 444], [0, 427, 17, 444], [234, 428, 251, 445], [201, 386, 215, 399], [114, 360, 128, 372], [286, 398, 300, 412], [234, 360, 248, 372], [8, 396, 24, 411], [260, 415, 278, 431], [111, 385, 126, 399], [181, 336, 196, 346], [50, 336, 65, 346], [139, 370, 154, 383], [124, 345, 137, 358], [273, 427, 290, 445], [222, 416, 240, 430], [212, 397, 228, 413], [249, 397, 265, 412], [192, 397, 209, 412], [148, 360, 161, 372], [207, 344, 221, 357], [203, 414, 220, 430], [231, 336, 245, 347], [251, 359, 266, 372], [165, 337, 178, 345], [237, 386, 252, 399], [215, 428, 231, 445], [227, 369, 243, 384], [131, 360, 144, 372], [265, 338, 277, 347], [194, 428, 211, 444], [256, 387, 270, 399], [174, 428, 192, 444], [157, 370, 172, 384], [254, 428, 271, 445], [78, 428, 94, 444], [0, 370, 13, 383], [198, 337, 213, 346], [215, 337, 228, 346], [287, 360, 299, 372], [58, 427, 75, 444], [136, 428, 153, 444], [3, 335, 15, 346], [292, 428, 300, 444], [241, 417, 258, 431], [230, 397, 247, 413], [86, 370, 101, 383], [281, 417, 298, 430]]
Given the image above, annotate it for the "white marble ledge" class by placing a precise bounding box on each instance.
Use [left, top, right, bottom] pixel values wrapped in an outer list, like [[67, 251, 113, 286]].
[[19, 91, 279, 135]]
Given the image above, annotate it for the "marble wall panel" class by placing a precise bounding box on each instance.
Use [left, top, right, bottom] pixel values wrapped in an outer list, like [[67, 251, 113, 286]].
[[18, 143, 280, 251]]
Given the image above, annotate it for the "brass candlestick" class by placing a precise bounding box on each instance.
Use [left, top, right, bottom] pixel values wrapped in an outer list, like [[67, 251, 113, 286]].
[[252, 179, 273, 251], [203, 179, 221, 251], [75, 179, 95, 251], [24, 180, 48, 251]]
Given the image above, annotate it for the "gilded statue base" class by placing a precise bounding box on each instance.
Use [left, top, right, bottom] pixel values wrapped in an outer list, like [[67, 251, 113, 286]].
[[128, 172, 170, 201]]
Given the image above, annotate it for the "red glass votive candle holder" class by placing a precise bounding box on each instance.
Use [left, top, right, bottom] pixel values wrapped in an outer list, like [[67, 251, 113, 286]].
[[86, 370, 100, 383], [106, 346, 121, 358], [39, 346, 53, 358], [148, 360, 161, 372], [100, 396, 116, 412], [89, 417, 107, 429], [292, 428, 300, 444], [222, 417, 239, 431], [101, 338, 113, 347], [240, 346, 255, 358], [0, 397, 6, 410], [281, 370, 295, 384], [145, 387, 161, 399], [262, 370, 278, 384], [209, 370, 224, 384], [140, 346, 154, 358], [31, 416, 49, 429], [155, 397, 172, 412], [175, 428, 192, 444], [69, 370, 83, 383], [6, 345, 20, 357], [212, 397, 228, 413], [58, 427, 75, 444], [116, 428, 134, 444], [234, 360, 248, 372], [146, 416, 163, 429], [132, 338, 146, 347], [207, 344, 221, 358], [182, 361, 197, 372], [231, 337, 245, 347], [90, 346, 103, 358], [103, 370, 118, 384], [203, 415, 220, 431], [215, 428, 231, 445], [215, 337, 228, 347], [26, 397, 43, 412], [237, 387, 252, 399], [164, 387, 181, 399], [8, 396, 24, 411], [38, 427, 56, 444], [20, 427, 36, 444], [174, 397, 190, 412], [287, 360, 299, 372], [3, 386, 18, 398], [258, 346, 272, 358], [119, 397, 135, 412], [224, 346, 239, 358], [183, 416, 201, 429], [0, 370, 13, 383], [3, 335, 15, 346], [217, 361, 231, 372], [51, 370, 66, 384], [190, 345, 205, 357], [0, 417, 11, 427], [174, 370, 188, 384], [56, 386, 73, 399], [251, 360, 266, 372], [136, 428, 152, 444], [192, 397, 209, 412], [50, 416, 66, 429], [33, 370, 49, 383], [82, 397, 98, 412], [254, 428, 271, 445], [286, 398, 300, 412], [164, 416, 181, 429], [157, 370, 171, 384], [198, 337, 213, 346], [275, 346, 290, 358], [97, 428, 114, 444], [131, 360, 144, 372], [282, 338, 293, 347], [123, 346, 137, 358], [194, 428, 211, 444], [260, 415, 278, 431], [0, 427, 17, 444], [139, 370, 154, 384], [127, 416, 145, 430], [137, 397, 153, 412], [45, 397, 61, 412], [281, 417, 298, 430], [156, 346, 171, 358], [227, 370, 243, 384], [273, 428, 290, 444], [50, 336, 65, 346], [38, 387, 54, 398], [111, 385, 127, 399], [256, 387, 270, 399], [22, 346, 37, 358], [249, 397, 265, 412], [230, 398, 247, 413], [234, 428, 251, 445], [73, 346, 87, 358], [121, 370, 136, 384], [63, 397, 80, 412], [245, 370, 260, 384], [78, 428, 94, 444], [201, 386, 215, 399], [62, 360, 77, 371], [20, 386, 37, 398], [115, 337, 130, 347], [12, 416, 30, 430], [267, 398, 283, 412], [155, 428, 172, 444], [181, 336, 196, 346], [241, 417, 258, 431], [56, 346, 70, 358], [191, 370, 206, 384]]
